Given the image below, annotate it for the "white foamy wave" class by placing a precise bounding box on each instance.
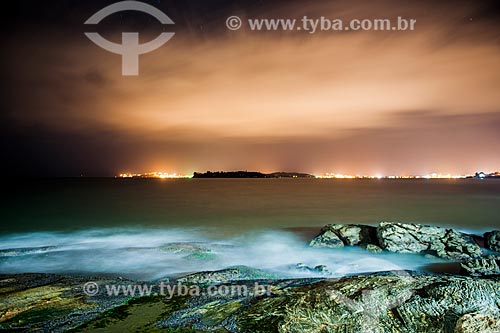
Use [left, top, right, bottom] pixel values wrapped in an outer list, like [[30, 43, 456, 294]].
[[0, 228, 445, 280]]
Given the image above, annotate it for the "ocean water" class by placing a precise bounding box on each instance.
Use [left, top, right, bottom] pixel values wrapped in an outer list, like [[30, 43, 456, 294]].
[[0, 178, 499, 279]]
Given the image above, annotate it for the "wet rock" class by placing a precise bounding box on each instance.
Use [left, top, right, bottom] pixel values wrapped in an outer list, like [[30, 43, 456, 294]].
[[395, 278, 500, 333], [309, 224, 377, 248], [184, 252, 217, 261], [377, 222, 482, 259], [0, 273, 131, 332], [460, 257, 500, 277], [313, 265, 329, 273], [0, 246, 58, 257], [293, 263, 330, 275], [484, 230, 500, 253], [294, 263, 311, 272], [329, 224, 363, 245], [176, 266, 277, 284], [159, 242, 212, 254], [309, 229, 344, 248], [362, 244, 383, 253], [455, 311, 500, 333], [2, 272, 500, 332]]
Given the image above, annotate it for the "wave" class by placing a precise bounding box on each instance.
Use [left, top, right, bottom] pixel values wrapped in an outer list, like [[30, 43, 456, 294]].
[[0, 227, 446, 280]]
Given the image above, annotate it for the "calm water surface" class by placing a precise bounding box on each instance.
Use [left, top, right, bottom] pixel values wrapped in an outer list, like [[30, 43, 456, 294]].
[[2, 178, 499, 234]]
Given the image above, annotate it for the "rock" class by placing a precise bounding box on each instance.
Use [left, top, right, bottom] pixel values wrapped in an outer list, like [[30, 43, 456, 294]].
[[184, 252, 217, 261], [176, 266, 277, 284], [455, 311, 500, 333], [363, 244, 383, 253], [2, 272, 500, 332], [313, 265, 329, 273], [0, 246, 58, 257], [309, 224, 377, 248], [484, 230, 500, 253], [0, 273, 132, 332], [294, 263, 309, 271], [309, 229, 344, 248], [377, 222, 482, 259], [329, 224, 363, 245], [159, 272, 500, 333], [460, 257, 500, 277], [293, 263, 330, 275], [159, 242, 212, 254]]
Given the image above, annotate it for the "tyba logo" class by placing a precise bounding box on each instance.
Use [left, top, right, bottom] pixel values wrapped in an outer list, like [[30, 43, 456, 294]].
[[85, 1, 175, 76]]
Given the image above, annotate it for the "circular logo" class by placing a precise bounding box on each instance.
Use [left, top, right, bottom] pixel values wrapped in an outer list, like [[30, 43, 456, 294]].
[[83, 281, 99, 296], [226, 16, 243, 31]]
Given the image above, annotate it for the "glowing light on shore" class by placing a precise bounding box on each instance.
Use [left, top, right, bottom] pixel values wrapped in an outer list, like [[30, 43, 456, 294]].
[[117, 172, 191, 179], [316, 173, 472, 179]]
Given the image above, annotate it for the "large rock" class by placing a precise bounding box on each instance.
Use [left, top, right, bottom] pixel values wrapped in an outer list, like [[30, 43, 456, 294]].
[[484, 230, 500, 253], [377, 222, 482, 259], [309, 224, 376, 248], [2, 272, 500, 332], [168, 272, 500, 333]]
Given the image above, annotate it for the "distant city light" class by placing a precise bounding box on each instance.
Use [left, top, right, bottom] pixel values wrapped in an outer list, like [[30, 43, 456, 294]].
[[116, 171, 499, 180], [316, 173, 475, 179], [117, 172, 191, 179]]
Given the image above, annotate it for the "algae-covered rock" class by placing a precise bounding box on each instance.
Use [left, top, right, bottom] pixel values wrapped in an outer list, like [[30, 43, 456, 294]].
[[176, 266, 278, 284], [455, 311, 500, 333], [0, 273, 131, 332], [2, 271, 500, 332]]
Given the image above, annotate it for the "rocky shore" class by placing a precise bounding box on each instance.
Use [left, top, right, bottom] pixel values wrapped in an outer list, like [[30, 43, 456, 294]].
[[1, 270, 499, 332], [309, 222, 500, 277], [1, 222, 499, 332]]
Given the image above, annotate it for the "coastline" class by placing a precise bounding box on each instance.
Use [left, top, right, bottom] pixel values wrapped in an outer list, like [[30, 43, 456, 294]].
[[1, 222, 499, 332], [1, 269, 499, 332]]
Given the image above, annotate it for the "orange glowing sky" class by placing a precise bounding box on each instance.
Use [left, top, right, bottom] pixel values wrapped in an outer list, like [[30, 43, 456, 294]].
[[1, 0, 499, 176]]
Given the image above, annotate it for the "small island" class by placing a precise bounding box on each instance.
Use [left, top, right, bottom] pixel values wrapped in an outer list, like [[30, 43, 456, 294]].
[[192, 171, 316, 178]]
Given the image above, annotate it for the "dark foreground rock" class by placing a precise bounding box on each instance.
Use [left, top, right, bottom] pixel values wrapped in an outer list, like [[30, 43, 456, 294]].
[[1, 270, 499, 333], [0, 273, 132, 332]]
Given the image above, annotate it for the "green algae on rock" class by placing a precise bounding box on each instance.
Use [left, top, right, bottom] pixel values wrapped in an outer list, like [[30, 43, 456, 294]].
[[1, 271, 500, 332]]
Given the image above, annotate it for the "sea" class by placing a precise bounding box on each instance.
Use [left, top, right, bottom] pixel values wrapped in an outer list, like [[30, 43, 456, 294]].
[[1, 178, 499, 280]]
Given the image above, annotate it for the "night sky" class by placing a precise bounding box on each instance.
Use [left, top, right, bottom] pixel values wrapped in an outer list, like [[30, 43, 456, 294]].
[[1, 0, 499, 177]]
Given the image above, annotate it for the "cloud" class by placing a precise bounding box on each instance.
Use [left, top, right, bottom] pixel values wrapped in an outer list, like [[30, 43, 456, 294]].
[[1, 0, 499, 175]]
